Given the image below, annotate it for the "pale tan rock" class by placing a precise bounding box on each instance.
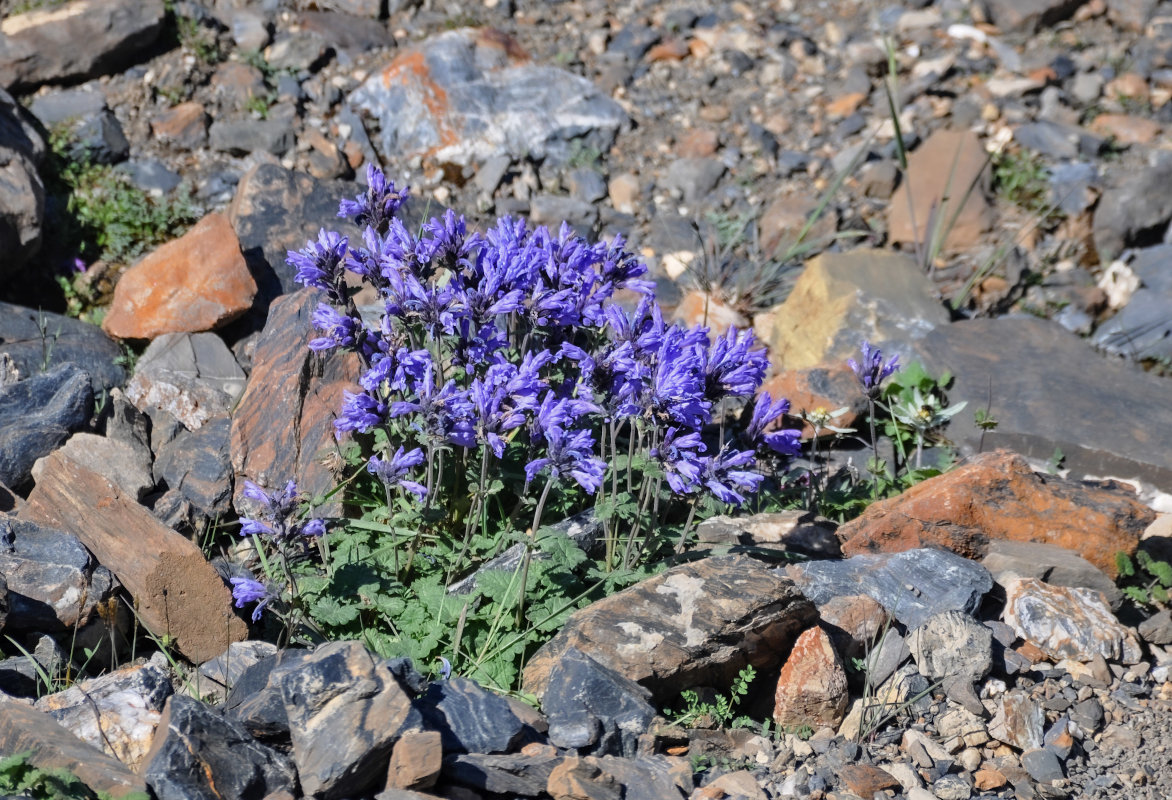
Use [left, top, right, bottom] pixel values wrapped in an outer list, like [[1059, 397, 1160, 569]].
[[386, 730, 442, 790], [102, 213, 257, 340], [1003, 577, 1143, 664]]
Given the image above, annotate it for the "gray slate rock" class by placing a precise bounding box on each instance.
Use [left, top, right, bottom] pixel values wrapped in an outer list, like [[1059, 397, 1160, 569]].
[[154, 416, 234, 518], [541, 646, 656, 758], [27, 85, 107, 127], [0, 90, 45, 276], [1093, 245, 1172, 362], [914, 316, 1172, 487], [352, 29, 626, 167], [978, 0, 1089, 33], [1014, 120, 1101, 160], [0, 0, 166, 92], [224, 648, 314, 741], [662, 157, 727, 205], [116, 159, 183, 194], [142, 694, 296, 800], [981, 539, 1122, 609], [1049, 162, 1099, 215], [59, 109, 128, 165], [281, 641, 413, 799], [419, 677, 529, 755], [0, 363, 92, 488], [32, 432, 154, 502], [1021, 747, 1065, 782], [209, 118, 295, 157], [445, 752, 561, 796], [0, 303, 126, 393], [1139, 609, 1172, 644], [1093, 159, 1172, 262], [195, 640, 278, 705], [0, 514, 112, 633], [790, 548, 993, 629]]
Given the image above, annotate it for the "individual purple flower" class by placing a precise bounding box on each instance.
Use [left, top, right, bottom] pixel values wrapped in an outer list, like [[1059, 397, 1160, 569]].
[[417, 209, 472, 269], [597, 234, 655, 296], [653, 427, 708, 495], [238, 479, 326, 539], [848, 341, 900, 396], [647, 326, 710, 429], [761, 429, 802, 457], [335, 390, 389, 436], [309, 303, 363, 353], [525, 425, 606, 494], [389, 364, 476, 448], [705, 328, 769, 400], [470, 372, 529, 458], [230, 577, 274, 622], [367, 446, 428, 501], [288, 229, 349, 303], [746, 393, 803, 457], [338, 164, 409, 231], [702, 448, 764, 506]]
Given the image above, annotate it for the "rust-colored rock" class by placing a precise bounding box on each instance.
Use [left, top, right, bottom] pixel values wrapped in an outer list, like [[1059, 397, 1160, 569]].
[[772, 626, 849, 730], [837, 450, 1154, 577], [1088, 113, 1161, 145], [230, 289, 362, 509], [676, 128, 719, 158], [150, 102, 209, 149], [22, 448, 247, 663], [838, 764, 900, 797], [386, 730, 442, 791], [888, 128, 993, 251], [102, 213, 257, 340], [670, 290, 749, 338]]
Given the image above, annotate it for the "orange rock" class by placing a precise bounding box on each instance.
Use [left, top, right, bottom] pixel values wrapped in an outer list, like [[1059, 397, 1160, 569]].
[[386, 730, 442, 790], [676, 128, 719, 158], [150, 101, 208, 148], [102, 213, 257, 340], [647, 38, 690, 62], [837, 450, 1153, 577], [825, 92, 867, 119], [838, 764, 900, 797], [1088, 113, 1161, 145], [974, 768, 1007, 790], [773, 626, 849, 729]]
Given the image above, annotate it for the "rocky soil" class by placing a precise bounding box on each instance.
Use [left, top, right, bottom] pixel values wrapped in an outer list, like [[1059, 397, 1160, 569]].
[[2, 0, 1172, 799]]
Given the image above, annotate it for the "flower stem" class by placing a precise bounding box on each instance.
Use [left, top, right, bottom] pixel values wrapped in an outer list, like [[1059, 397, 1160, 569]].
[[516, 477, 553, 627]]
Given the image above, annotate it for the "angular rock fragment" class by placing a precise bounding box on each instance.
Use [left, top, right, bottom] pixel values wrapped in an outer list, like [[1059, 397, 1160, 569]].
[[418, 677, 528, 755], [143, 694, 296, 800], [907, 611, 993, 683], [1003, 577, 1143, 664], [524, 555, 816, 703], [0, 303, 125, 393], [126, 332, 247, 431], [772, 626, 849, 730], [0, 363, 92, 489]]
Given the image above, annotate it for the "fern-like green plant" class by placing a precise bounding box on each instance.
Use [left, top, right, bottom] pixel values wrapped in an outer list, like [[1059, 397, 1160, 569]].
[[1116, 550, 1172, 607]]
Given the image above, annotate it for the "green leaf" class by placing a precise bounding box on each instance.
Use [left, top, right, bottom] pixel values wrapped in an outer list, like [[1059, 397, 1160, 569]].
[[1149, 559, 1172, 589], [1115, 551, 1136, 578], [1123, 586, 1150, 605], [311, 596, 361, 627]]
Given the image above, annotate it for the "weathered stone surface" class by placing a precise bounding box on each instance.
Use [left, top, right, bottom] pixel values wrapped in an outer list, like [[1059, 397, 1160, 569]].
[[143, 693, 296, 800], [523, 555, 817, 703], [228, 161, 356, 300], [838, 764, 901, 798], [230, 289, 360, 508], [209, 118, 295, 157], [0, 89, 44, 276], [0, 693, 149, 798], [789, 548, 992, 629], [0, 363, 92, 489], [446, 751, 562, 796], [765, 250, 949, 371], [126, 332, 246, 431], [547, 755, 622, 800], [907, 611, 992, 682], [0, 0, 166, 92], [540, 645, 656, 757], [758, 193, 840, 260], [1003, 577, 1143, 664], [590, 754, 692, 800], [914, 317, 1172, 488], [1139, 609, 1172, 645], [299, 10, 395, 51], [23, 448, 248, 663], [224, 647, 314, 741], [351, 29, 626, 167], [694, 510, 840, 558], [837, 450, 1152, 578], [103, 213, 257, 340], [194, 640, 278, 705], [1093, 245, 1172, 363], [150, 101, 209, 150], [1093, 159, 1172, 262], [154, 416, 234, 518], [815, 594, 889, 664], [0, 303, 125, 393], [35, 663, 171, 771], [978, 0, 1088, 33], [418, 677, 528, 755], [888, 128, 993, 251], [988, 689, 1045, 750], [31, 432, 153, 502], [282, 640, 413, 799], [386, 729, 442, 791], [981, 539, 1122, 608], [772, 626, 849, 730], [0, 514, 109, 632]]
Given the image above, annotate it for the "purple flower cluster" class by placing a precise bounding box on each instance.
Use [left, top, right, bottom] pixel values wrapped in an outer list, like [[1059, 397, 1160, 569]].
[[849, 340, 900, 396], [238, 480, 328, 540], [289, 168, 801, 506]]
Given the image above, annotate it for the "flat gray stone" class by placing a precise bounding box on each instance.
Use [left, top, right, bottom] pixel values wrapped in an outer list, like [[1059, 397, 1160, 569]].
[[913, 316, 1172, 488], [981, 539, 1122, 609], [979, 0, 1089, 32], [1093, 159, 1172, 262], [32, 432, 154, 501], [0, 363, 92, 488], [419, 677, 528, 755], [0, 302, 126, 393], [351, 29, 626, 167], [1022, 747, 1065, 782], [789, 548, 993, 630], [209, 118, 295, 156]]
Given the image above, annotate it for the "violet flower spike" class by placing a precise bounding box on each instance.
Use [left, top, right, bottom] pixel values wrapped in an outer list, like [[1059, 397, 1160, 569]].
[[230, 577, 273, 622], [288, 229, 349, 303], [367, 447, 428, 501], [338, 164, 409, 231], [848, 341, 899, 396]]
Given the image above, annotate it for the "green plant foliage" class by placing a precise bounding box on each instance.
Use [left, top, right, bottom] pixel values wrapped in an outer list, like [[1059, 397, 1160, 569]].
[[993, 149, 1052, 214], [1116, 550, 1172, 607], [665, 665, 756, 729], [0, 751, 149, 800]]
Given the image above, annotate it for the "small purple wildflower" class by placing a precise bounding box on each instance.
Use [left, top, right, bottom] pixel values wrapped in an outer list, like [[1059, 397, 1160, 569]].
[[653, 427, 708, 495], [525, 426, 606, 494], [848, 341, 900, 396], [288, 229, 349, 303], [368, 446, 428, 501], [705, 328, 769, 400], [230, 577, 273, 622], [702, 448, 764, 506], [338, 164, 409, 231], [238, 480, 326, 539]]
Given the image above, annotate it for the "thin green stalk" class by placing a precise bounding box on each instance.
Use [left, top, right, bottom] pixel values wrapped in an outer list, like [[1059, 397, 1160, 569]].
[[516, 477, 554, 627]]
